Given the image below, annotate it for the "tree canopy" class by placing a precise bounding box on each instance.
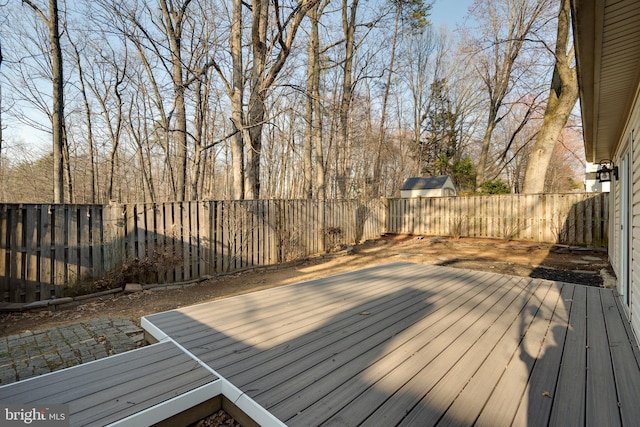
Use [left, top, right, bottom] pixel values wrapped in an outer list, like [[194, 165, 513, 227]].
[[0, 0, 584, 203]]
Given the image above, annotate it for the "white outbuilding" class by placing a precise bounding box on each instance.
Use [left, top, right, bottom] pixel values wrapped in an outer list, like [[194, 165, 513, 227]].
[[400, 176, 457, 198]]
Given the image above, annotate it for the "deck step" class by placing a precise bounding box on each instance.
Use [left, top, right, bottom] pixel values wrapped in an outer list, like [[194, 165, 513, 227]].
[[0, 340, 219, 426]]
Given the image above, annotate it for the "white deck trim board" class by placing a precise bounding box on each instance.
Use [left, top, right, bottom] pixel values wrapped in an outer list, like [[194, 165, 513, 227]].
[[143, 332, 288, 427], [106, 380, 223, 427], [141, 316, 168, 342]]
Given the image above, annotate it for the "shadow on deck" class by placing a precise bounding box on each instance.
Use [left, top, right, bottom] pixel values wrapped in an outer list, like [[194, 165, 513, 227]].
[[1, 262, 639, 426]]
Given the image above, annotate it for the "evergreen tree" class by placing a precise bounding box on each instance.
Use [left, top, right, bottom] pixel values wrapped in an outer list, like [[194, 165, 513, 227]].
[[414, 78, 460, 177]]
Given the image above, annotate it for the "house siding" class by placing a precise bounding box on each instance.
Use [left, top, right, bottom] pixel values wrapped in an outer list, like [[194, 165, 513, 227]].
[[613, 88, 640, 340], [632, 124, 640, 337]]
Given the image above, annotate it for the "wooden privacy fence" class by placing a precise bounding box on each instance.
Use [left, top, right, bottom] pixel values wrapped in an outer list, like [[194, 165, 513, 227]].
[[385, 193, 609, 246], [0, 193, 608, 303], [0, 199, 385, 303]]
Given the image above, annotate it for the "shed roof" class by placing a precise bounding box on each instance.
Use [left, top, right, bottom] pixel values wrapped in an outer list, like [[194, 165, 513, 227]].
[[401, 176, 452, 191]]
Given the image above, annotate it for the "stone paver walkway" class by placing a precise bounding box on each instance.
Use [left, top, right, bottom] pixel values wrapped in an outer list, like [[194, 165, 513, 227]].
[[0, 318, 144, 386]]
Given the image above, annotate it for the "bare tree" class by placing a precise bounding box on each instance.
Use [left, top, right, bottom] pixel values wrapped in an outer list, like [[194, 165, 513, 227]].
[[335, 0, 359, 198], [371, 0, 431, 197], [21, 0, 65, 202], [467, 0, 553, 191], [243, 0, 321, 199], [303, 0, 329, 199], [522, 0, 578, 193]]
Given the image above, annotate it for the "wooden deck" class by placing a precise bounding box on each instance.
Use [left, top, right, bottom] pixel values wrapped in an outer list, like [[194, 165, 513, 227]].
[[0, 340, 220, 426], [143, 262, 640, 427]]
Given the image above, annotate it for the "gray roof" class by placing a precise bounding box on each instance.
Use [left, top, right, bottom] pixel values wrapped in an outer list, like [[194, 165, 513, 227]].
[[401, 176, 452, 191]]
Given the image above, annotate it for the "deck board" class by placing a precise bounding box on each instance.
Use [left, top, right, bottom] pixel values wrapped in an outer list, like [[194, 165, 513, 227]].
[[140, 262, 640, 427], [549, 285, 588, 426], [473, 280, 557, 427], [601, 287, 640, 425], [356, 279, 540, 425], [585, 286, 620, 427], [0, 340, 218, 427], [511, 282, 572, 426], [393, 279, 546, 427]]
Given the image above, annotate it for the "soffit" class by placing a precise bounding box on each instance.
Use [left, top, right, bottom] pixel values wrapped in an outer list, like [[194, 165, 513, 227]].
[[572, 0, 640, 161]]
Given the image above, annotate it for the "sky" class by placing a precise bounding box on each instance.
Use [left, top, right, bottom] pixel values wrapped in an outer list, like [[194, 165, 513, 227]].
[[429, 0, 475, 29]]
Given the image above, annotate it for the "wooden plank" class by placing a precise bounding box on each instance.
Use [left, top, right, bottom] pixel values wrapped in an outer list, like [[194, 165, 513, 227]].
[[222, 202, 232, 272], [25, 206, 39, 301], [220, 266, 479, 384], [602, 289, 640, 425], [171, 203, 183, 282], [423, 280, 549, 427], [155, 203, 167, 283], [153, 263, 441, 342], [362, 277, 545, 427], [472, 282, 560, 427], [39, 206, 53, 299], [511, 283, 574, 426], [77, 370, 214, 426], [198, 201, 211, 276], [215, 201, 224, 273], [145, 203, 156, 261], [124, 204, 136, 260], [260, 270, 510, 423], [67, 206, 79, 285], [576, 195, 585, 244], [182, 201, 191, 279], [0, 341, 217, 427], [374, 194, 608, 245], [79, 206, 92, 281], [139, 265, 638, 426], [222, 284, 442, 383], [0, 342, 184, 401], [191, 201, 199, 277], [53, 206, 66, 293], [248, 200, 257, 267], [585, 286, 621, 427], [240, 201, 248, 268], [102, 203, 125, 274], [0, 205, 8, 301], [136, 203, 146, 260], [548, 285, 587, 426], [90, 206, 102, 277], [8, 205, 23, 302], [272, 200, 281, 264], [585, 196, 594, 245], [280, 273, 523, 425]]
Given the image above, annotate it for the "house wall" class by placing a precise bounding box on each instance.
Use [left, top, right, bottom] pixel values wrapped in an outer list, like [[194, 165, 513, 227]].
[[612, 85, 640, 340], [400, 189, 444, 198]]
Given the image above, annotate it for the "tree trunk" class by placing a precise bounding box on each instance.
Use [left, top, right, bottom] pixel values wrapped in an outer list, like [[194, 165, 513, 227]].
[[159, 0, 191, 201], [303, 7, 316, 199], [229, 0, 245, 200], [471, 0, 552, 191], [338, 0, 358, 198], [303, 1, 326, 199], [476, 113, 497, 189], [71, 40, 96, 203], [49, 0, 64, 203], [243, 0, 320, 199], [522, 0, 578, 194], [244, 0, 268, 200]]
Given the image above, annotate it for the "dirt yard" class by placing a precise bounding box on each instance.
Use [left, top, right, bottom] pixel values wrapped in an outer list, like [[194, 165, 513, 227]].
[[0, 235, 612, 337]]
